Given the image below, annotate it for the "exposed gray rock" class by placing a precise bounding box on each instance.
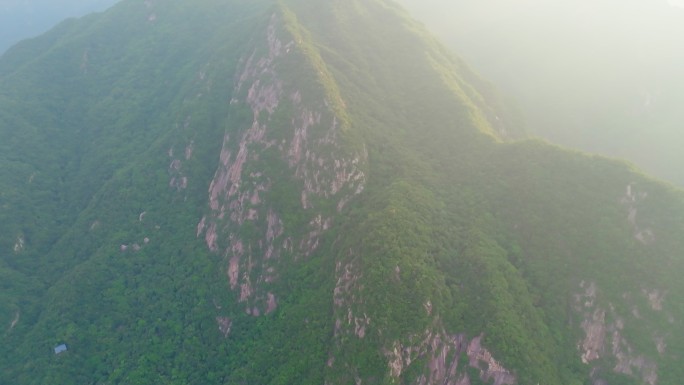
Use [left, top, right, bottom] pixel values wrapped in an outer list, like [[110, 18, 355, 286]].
[[198, 14, 366, 317], [575, 281, 660, 385]]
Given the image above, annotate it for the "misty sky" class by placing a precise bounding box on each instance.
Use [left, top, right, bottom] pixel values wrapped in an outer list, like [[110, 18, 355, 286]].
[[396, 0, 684, 185]]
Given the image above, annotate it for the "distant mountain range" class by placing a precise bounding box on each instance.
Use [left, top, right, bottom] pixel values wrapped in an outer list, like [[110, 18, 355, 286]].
[[0, 0, 119, 54]]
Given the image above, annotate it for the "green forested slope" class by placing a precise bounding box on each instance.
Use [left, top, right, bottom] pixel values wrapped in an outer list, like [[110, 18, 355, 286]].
[[1, 0, 683, 384]]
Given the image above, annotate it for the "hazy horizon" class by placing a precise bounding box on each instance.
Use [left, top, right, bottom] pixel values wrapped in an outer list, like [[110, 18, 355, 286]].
[[0, 0, 120, 54], [397, 0, 684, 186]]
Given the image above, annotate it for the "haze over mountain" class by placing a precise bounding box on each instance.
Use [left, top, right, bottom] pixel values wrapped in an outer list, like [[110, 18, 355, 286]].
[[398, 0, 684, 187], [0, 0, 120, 54], [1, 0, 684, 384]]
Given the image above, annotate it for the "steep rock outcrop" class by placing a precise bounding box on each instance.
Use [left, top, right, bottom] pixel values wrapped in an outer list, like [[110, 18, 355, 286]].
[[197, 14, 366, 317], [328, 254, 515, 385], [383, 331, 515, 385], [575, 281, 662, 385]]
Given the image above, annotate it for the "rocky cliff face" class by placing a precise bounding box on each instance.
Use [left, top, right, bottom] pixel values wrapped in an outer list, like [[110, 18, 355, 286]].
[[328, 257, 516, 385], [383, 331, 516, 385], [197, 14, 366, 319], [575, 280, 672, 385]]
